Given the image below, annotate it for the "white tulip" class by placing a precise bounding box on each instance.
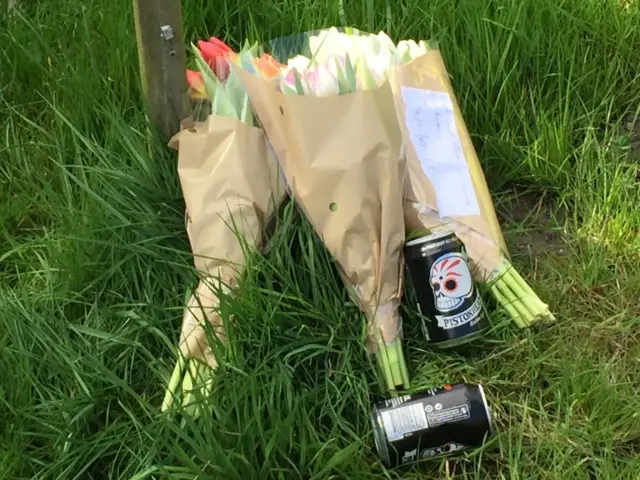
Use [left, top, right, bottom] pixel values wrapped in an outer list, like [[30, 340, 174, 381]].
[[308, 28, 331, 54], [324, 53, 348, 79], [310, 28, 351, 65], [358, 34, 380, 55], [283, 30, 427, 96], [395, 40, 412, 63], [291, 65, 337, 97], [287, 55, 311, 71], [397, 39, 427, 60], [368, 49, 393, 83], [350, 33, 406, 90], [409, 40, 423, 58], [280, 66, 308, 94], [376, 31, 397, 54]]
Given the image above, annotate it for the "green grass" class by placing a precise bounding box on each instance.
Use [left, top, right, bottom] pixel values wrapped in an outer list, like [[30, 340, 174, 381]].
[[1, 0, 639, 478]]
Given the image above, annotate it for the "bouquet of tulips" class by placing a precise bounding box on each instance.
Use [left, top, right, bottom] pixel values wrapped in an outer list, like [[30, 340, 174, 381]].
[[384, 38, 555, 327], [163, 37, 285, 414], [229, 28, 443, 393]]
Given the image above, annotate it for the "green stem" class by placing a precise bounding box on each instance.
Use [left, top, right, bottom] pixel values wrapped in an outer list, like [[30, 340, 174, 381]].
[[386, 341, 403, 386], [396, 342, 411, 389], [500, 260, 556, 322], [202, 366, 216, 399], [507, 266, 556, 322], [376, 341, 410, 391], [376, 339, 395, 393], [504, 268, 545, 318], [161, 356, 186, 412], [494, 277, 535, 326], [180, 360, 197, 415], [192, 363, 214, 419], [491, 284, 525, 328]]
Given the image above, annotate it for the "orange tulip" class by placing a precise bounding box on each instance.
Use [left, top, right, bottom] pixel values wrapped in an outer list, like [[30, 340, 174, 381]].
[[253, 53, 284, 78], [186, 69, 206, 99]]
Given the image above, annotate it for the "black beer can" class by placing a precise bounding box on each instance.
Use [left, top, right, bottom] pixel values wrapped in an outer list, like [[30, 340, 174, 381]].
[[404, 231, 488, 347], [370, 383, 492, 468]]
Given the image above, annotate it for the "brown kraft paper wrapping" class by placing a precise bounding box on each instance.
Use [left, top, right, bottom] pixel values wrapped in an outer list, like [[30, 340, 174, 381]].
[[169, 115, 285, 367], [390, 50, 508, 281], [234, 66, 406, 353]]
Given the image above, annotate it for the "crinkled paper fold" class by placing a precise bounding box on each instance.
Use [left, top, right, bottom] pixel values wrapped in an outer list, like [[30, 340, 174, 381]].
[[169, 115, 285, 366], [234, 65, 406, 353], [390, 50, 508, 280]]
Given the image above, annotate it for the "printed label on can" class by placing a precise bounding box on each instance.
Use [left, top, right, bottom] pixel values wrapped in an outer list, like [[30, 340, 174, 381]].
[[405, 232, 487, 346], [401, 448, 419, 463], [429, 252, 475, 313], [426, 404, 470, 427], [381, 403, 429, 441], [382, 394, 412, 409], [420, 442, 467, 459], [434, 294, 482, 330], [418, 235, 457, 253]]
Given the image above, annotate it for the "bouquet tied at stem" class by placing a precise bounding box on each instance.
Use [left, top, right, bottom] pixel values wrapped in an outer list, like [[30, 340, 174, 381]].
[[232, 28, 425, 394], [163, 38, 286, 415], [389, 48, 555, 327]]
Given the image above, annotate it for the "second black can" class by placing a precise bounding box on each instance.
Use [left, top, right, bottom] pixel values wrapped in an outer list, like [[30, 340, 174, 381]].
[[370, 383, 493, 467], [404, 231, 488, 347]]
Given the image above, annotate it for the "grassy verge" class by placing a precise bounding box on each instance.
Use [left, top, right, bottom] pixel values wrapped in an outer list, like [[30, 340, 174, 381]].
[[1, 0, 639, 478]]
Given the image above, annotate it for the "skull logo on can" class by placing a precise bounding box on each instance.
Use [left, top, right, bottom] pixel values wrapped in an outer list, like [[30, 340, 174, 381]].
[[404, 231, 488, 347], [429, 252, 474, 312]]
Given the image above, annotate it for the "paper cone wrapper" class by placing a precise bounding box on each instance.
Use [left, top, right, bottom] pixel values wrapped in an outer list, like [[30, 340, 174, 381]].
[[169, 115, 286, 366], [234, 66, 406, 353], [389, 50, 508, 281]]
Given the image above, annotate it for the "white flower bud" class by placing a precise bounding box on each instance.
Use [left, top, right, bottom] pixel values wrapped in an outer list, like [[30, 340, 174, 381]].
[[287, 55, 311, 71], [376, 31, 397, 54]]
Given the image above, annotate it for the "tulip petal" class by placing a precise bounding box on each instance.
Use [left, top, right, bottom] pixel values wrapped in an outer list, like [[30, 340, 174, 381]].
[[287, 55, 311, 71], [254, 53, 284, 78], [197, 39, 233, 81], [376, 31, 397, 53], [209, 37, 232, 52], [186, 69, 206, 98]]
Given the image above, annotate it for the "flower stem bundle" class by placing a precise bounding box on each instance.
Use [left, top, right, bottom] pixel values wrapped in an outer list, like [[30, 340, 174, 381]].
[[488, 258, 555, 328]]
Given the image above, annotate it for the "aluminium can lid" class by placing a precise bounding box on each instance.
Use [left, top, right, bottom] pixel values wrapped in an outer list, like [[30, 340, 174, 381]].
[[370, 406, 391, 467], [477, 384, 494, 436]]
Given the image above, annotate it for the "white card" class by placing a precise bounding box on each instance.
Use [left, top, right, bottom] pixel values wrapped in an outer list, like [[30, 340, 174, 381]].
[[401, 87, 480, 217]]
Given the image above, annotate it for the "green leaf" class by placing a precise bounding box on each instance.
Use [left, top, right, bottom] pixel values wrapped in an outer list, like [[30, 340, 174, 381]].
[[236, 50, 259, 74], [344, 54, 357, 93], [224, 68, 249, 118], [358, 60, 378, 90], [293, 69, 306, 95], [246, 41, 260, 57], [239, 94, 253, 126], [191, 43, 220, 102], [333, 57, 350, 95]]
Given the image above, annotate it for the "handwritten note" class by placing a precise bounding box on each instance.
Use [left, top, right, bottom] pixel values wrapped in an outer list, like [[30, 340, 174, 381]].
[[401, 87, 480, 218]]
